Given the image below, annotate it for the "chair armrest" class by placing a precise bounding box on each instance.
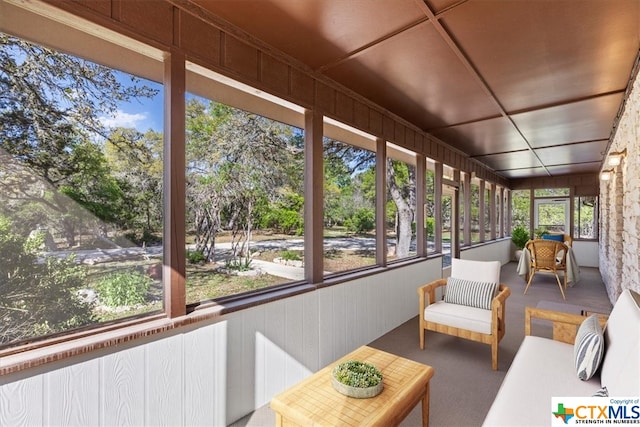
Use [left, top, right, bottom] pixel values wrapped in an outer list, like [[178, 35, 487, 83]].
[[525, 307, 608, 344], [491, 285, 510, 336], [417, 278, 447, 313], [491, 284, 511, 310]]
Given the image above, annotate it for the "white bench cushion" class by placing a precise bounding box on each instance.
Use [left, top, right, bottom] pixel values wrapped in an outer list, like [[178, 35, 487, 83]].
[[424, 301, 492, 335], [600, 289, 640, 396], [483, 336, 600, 427]]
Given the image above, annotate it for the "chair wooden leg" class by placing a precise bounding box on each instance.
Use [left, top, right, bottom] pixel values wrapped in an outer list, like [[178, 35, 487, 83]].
[[419, 325, 425, 350], [524, 272, 535, 295], [491, 340, 498, 371], [555, 274, 566, 300]]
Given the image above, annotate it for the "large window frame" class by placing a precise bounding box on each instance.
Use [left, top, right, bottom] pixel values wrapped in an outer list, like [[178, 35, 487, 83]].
[[0, 0, 513, 370]]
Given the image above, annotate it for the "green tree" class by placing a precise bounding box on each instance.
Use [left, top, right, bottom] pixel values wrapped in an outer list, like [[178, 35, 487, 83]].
[[511, 190, 531, 230], [104, 128, 163, 237], [0, 33, 158, 246], [323, 139, 376, 231], [185, 99, 302, 262], [387, 159, 415, 258], [0, 216, 95, 345]]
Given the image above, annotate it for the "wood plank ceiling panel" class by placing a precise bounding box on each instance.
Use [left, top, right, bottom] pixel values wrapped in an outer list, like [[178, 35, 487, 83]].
[[429, 116, 528, 157], [192, 0, 425, 70], [186, 0, 640, 179], [441, 0, 639, 112], [324, 21, 500, 129]]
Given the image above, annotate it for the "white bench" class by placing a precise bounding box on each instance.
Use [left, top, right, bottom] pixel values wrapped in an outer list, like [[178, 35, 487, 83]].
[[483, 289, 640, 426]]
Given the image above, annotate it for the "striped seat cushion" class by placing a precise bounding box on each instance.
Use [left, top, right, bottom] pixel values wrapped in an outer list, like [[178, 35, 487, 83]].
[[574, 314, 605, 381], [443, 277, 497, 310]]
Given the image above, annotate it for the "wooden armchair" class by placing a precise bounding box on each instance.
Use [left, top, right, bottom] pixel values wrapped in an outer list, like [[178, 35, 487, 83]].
[[524, 239, 569, 300], [417, 258, 511, 370], [525, 306, 608, 344]]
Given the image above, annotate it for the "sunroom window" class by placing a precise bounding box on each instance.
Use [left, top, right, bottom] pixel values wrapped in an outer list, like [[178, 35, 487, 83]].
[[0, 31, 165, 348], [322, 119, 377, 275]]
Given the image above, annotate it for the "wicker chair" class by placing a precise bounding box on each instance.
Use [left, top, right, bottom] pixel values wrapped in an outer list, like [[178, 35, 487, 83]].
[[542, 233, 573, 247], [524, 239, 569, 300]]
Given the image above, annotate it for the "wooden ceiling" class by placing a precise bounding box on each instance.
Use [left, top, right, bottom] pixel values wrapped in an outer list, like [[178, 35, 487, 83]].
[[191, 0, 639, 180]]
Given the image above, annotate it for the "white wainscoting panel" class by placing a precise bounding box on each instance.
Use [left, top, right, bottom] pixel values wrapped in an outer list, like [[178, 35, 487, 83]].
[[1, 246, 513, 426], [462, 239, 511, 264], [0, 373, 43, 426], [572, 241, 599, 267], [45, 357, 100, 426], [262, 299, 286, 406], [145, 333, 184, 426], [101, 344, 145, 426], [183, 322, 216, 426], [212, 319, 229, 426]]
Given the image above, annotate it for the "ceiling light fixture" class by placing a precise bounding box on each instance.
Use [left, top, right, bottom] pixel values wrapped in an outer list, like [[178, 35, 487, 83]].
[[607, 149, 627, 167], [600, 169, 614, 181]]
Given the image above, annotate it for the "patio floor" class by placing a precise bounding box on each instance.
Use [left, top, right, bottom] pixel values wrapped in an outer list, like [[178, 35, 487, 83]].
[[231, 261, 612, 426]]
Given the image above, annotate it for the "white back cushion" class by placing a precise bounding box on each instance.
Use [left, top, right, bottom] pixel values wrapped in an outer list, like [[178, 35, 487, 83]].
[[451, 258, 501, 284], [600, 289, 640, 396]]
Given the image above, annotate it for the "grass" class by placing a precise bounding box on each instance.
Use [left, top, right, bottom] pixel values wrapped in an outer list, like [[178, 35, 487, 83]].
[[324, 250, 376, 271], [185, 264, 287, 304], [82, 229, 383, 323]]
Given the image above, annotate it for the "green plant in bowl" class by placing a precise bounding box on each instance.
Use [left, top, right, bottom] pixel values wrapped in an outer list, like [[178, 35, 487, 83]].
[[331, 360, 383, 398]]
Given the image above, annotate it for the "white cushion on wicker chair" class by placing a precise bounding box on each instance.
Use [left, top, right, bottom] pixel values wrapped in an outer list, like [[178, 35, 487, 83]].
[[423, 300, 492, 334]]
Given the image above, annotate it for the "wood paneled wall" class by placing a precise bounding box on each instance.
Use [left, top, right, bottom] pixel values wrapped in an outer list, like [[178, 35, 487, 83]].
[[47, 0, 509, 187]]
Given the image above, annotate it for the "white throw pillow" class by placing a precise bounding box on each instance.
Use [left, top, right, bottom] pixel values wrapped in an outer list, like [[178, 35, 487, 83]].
[[444, 277, 497, 310], [574, 315, 605, 381], [592, 386, 608, 397]]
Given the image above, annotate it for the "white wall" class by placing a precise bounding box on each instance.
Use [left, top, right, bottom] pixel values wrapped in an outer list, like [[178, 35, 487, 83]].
[[1, 253, 459, 426], [572, 241, 599, 268], [461, 239, 512, 264]]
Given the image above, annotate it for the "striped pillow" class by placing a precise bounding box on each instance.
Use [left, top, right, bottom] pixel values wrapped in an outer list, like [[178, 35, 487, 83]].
[[444, 277, 498, 310], [574, 315, 605, 381]]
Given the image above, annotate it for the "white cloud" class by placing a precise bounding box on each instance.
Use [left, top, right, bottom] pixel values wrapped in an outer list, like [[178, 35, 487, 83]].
[[100, 110, 147, 129]]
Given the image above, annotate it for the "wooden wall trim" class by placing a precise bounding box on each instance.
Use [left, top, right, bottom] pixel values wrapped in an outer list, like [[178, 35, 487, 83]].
[[304, 110, 324, 284], [163, 49, 187, 318], [510, 173, 599, 195], [44, 0, 509, 188]]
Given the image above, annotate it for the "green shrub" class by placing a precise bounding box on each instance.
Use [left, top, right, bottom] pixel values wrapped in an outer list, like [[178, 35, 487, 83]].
[[96, 271, 152, 307], [186, 249, 206, 264], [511, 226, 530, 250], [347, 208, 375, 233], [281, 249, 302, 261], [534, 227, 548, 238], [261, 208, 303, 234], [0, 215, 95, 345], [425, 217, 435, 239], [225, 257, 252, 271]]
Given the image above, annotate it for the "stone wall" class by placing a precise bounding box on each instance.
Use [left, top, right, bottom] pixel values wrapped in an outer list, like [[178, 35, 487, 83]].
[[599, 63, 640, 303]]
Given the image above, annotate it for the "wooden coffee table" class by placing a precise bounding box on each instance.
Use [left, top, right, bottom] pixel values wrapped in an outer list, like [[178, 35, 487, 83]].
[[270, 345, 434, 426]]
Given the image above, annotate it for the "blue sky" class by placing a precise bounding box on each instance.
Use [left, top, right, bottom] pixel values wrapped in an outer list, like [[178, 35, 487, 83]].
[[99, 72, 164, 133]]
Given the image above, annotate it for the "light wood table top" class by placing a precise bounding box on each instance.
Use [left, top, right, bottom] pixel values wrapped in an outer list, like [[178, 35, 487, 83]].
[[270, 345, 434, 427]]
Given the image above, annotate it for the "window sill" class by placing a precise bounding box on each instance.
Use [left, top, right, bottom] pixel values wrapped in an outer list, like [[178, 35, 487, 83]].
[[1, 257, 439, 376]]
